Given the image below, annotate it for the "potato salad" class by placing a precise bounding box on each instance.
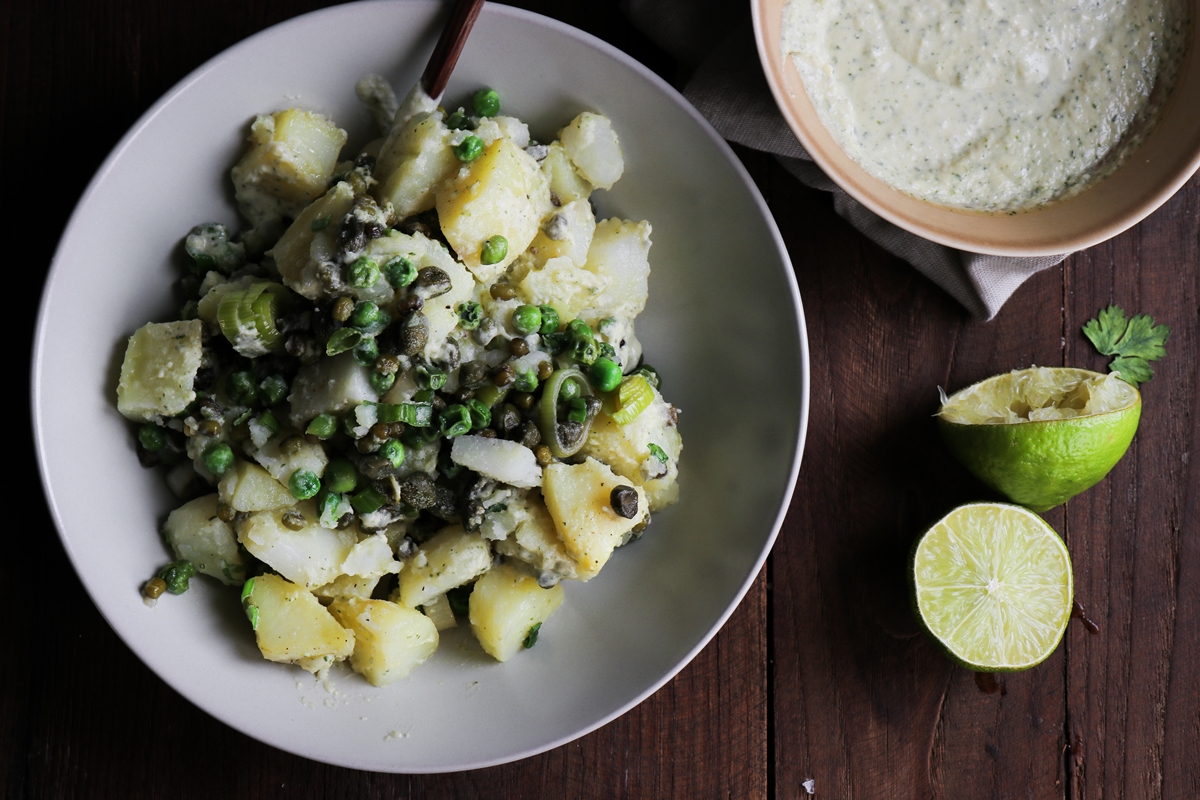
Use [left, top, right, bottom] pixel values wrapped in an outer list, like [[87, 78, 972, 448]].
[[116, 80, 682, 686]]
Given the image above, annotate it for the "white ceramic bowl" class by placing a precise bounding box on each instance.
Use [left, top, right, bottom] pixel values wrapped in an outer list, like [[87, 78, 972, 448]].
[[34, 0, 808, 772]]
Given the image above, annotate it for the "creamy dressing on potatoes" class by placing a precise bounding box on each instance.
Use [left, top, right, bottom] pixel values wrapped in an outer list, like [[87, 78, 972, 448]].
[[782, 0, 1190, 211]]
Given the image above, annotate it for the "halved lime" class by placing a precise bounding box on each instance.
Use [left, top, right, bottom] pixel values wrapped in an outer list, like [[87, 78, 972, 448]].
[[911, 503, 1073, 671], [938, 367, 1140, 511]]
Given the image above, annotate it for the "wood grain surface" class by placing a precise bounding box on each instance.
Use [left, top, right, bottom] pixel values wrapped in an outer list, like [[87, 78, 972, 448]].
[[9, 1, 1199, 798]]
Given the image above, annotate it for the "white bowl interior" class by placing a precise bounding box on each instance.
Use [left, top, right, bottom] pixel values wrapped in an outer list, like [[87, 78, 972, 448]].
[[34, 0, 807, 773]]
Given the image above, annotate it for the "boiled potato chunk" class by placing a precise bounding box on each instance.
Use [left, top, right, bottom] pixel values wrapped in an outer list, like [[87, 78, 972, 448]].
[[541, 142, 592, 205], [420, 594, 458, 631], [541, 458, 648, 579], [450, 435, 542, 488], [373, 111, 458, 220], [558, 113, 623, 190], [581, 218, 651, 323], [469, 562, 564, 662], [218, 460, 294, 512], [328, 598, 439, 686], [162, 494, 246, 585], [116, 320, 204, 421], [312, 573, 380, 603], [244, 573, 354, 666], [516, 199, 595, 277], [435, 137, 546, 282], [395, 524, 492, 608], [494, 496, 579, 581], [581, 387, 682, 512], [287, 351, 379, 427], [236, 501, 357, 588], [268, 181, 356, 300], [232, 109, 347, 224], [517, 256, 607, 321], [362, 232, 472, 361], [244, 426, 329, 484]]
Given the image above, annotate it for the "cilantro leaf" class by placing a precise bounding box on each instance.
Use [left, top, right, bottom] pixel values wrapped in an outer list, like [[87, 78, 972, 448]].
[[1082, 305, 1128, 355], [1112, 313, 1170, 362], [1081, 305, 1170, 388], [1109, 356, 1154, 386]]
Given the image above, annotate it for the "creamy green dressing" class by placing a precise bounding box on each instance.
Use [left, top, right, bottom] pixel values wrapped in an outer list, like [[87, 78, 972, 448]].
[[782, 0, 1190, 211]]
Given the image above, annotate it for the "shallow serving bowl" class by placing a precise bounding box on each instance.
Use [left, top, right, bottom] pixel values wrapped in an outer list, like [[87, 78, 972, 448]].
[[754, 0, 1200, 256], [33, 0, 807, 774]]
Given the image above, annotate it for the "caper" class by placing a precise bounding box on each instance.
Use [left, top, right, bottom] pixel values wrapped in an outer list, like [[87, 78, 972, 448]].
[[537, 361, 554, 381], [217, 502, 237, 523], [511, 391, 535, 411], [412, 266, 452, 300], [493, 363, 515, 387], [282, 509, 307, 530], [143, 577, 167, 600], [509, 338, 530, 357], [517, 421, 541, 448], [535, 445, 553, 466], [610, 485, 639, 519], [489, 283, 519, 301], [374, 353, 401, 375], [332, 296, 355, 322], [199, 419, 221, 437]]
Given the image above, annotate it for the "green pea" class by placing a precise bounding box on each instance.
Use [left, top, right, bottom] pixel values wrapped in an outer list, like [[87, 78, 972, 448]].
[[353, 336, 380, 367], [567, 396, 588, 423], [158, 560, 197, 595], [289, 469, 321, 500], [538, 305, 560, 335], [317, 488, 341, 520], [384, 256, 417, 288], [349, 301, 382, 328], [445, 108, 472, 131], [380, 439, 406, 468], [569, 338, 598, 366], [559, 377, 581, 402], [306, 414, 337, 439], [259, 374, 289, 406], [202, 442, 234, 476], [512, 369, 538, 393], [348, 256, 380, 288], [226, 370, 258, 405], [371, 370, 396, 393], [480, 236, 508, 265], [589, 357, 622, 392], [597, 342, 617, 360], [567, 319, 593, 340], [138, 425, 167, 452], [255, 411, 281, 437], [457, 301, 482, 330], [325, 458, 358, 494], [512, 304, 542, 335], [454, 135, 484, 162], [473, 87, 500, 117]]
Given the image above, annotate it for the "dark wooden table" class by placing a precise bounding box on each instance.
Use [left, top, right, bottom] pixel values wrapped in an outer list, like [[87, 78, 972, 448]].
[[10, 1, 1200, 797]]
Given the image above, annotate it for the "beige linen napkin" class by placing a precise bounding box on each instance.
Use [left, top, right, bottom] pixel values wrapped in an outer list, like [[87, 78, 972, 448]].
[[624, 0, 1067, 320]]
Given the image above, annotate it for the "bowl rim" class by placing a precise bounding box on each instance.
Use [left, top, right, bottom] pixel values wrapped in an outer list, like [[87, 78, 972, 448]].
[[33, 0, 811, 772], [752, 0, 1200, 256]]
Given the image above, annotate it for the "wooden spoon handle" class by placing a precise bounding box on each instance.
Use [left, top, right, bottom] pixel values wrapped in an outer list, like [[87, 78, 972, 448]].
[[420, 0, 485, 100]]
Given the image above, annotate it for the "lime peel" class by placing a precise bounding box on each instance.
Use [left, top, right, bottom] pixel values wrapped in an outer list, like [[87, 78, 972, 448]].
[[938, 367, 1140, 511], [912, 503, 1073, 672]]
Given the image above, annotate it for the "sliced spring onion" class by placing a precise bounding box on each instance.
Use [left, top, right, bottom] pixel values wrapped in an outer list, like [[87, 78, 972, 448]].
[[217, 282, 291, 357], [377, 401, 434, 427], [610, 375, 654, 425], [538, 367, 595, 458]]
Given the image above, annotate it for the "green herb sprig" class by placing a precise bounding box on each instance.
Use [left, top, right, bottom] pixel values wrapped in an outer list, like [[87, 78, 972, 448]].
[[1082, 305, 1170, 387]]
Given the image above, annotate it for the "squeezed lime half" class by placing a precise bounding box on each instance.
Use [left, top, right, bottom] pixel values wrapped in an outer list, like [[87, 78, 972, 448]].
[[938, 367, 1140, 511]]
